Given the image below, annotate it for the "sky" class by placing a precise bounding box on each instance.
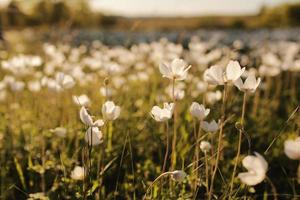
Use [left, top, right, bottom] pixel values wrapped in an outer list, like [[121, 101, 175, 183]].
[[89, 0, 300, 17]]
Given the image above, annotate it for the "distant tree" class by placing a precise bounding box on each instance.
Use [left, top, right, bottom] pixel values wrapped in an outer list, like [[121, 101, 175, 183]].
[[287, 4, 300, 25]]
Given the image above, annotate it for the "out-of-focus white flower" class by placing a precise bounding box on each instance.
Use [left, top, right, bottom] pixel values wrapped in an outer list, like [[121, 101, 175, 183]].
[[71, 166, 84, 181], [171, 170, 186, 182], [151, 103, 174, 122], [201, 120, 219, 132], [50, 127, 67, 138], [79, 107, 104, 127], [166, 87, 185, 100], [55, 72, 75, 89], [200, 141, 211, 153], [72, 95, 90, 106], [238, 152, 268, 186], [100, 87, 114, 97], [28, 80, 41, 92], [205, 90, 222, 104], [159, 58, 191, 81], [203, 60, 245, 85], [190, 102, 210, 120], [284, 137, 300, 160], [10, 80, 25, 92], [85, 127, 103, 146], [258, 65, 280, 77], [234, 73, 261, 93], [102, 101, 121, 121]]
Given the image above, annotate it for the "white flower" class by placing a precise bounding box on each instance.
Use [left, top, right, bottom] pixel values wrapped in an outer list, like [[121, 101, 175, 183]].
[[225, 60, 246, 83], [55, 72, 75, 89], [79, 107, 104, 127], [10, 81, 25, 92], [238, 152, 268, 186], [200, 141, 211, 153], [284, 137, 300, 160], [73, 94, 90, 106], [159, 58, 191, 81], [190, 102, 210, 120], [50, 127, 67, 138], [203, 60, 245, 85], [150, 103, 174, 122], [171, 170, 186, 182], [85, 127, 103, 146], [167, 87, 185, 100], [234, 73, 261, 93], [28, 80, 41, 92], [203, 65, 224, 85], [102, 101, 121, 121], [71, 166, 85, 181], [201, 120, 219, 132]]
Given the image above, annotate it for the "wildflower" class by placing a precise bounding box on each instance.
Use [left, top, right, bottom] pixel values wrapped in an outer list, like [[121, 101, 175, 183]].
[[79, 107, 104, 127], [102, 101, 121, 121], [72, 94, 90, 106], [203, 60, 245, 85], [55, 72, 75, 89], [190, 102, 210, 120], [200, 141, 212, 153], [171, 170, 187, 182], [28, 80, 41, 92], [201, 120, 219, 132], [234, 73, 261, 93], [284, 137, 300, 160], [50, 127, 67, 138], [85, 127, 103, 146], [238, 152, 268, 186], [150, 103, 174, 122], [71, 166, 85, 181], [159, 58, 191, 81]]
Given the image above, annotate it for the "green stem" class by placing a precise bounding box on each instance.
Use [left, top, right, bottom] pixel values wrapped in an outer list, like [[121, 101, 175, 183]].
[[229, 92, 247, 194]]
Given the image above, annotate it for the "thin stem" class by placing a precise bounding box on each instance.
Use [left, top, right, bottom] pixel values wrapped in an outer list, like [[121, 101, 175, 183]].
[[229, 92, 247, 194], [143, 172, 173, 200], [266, 176, 278, 200], [171, 78, 177, 171], [192, 120, 198, 191], [162, 121, 169, 173], [205, 151, 209, 197], [208, 83, 227, 200]]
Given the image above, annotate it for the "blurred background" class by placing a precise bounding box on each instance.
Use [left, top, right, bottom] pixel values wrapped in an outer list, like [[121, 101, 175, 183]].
[[0, 0, 300, 46]]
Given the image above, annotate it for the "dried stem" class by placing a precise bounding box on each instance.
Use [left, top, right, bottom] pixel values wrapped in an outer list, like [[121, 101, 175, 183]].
[[208, 83, 227, 200]]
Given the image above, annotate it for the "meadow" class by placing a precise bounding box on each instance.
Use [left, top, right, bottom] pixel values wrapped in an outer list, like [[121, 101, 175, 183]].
[[0, 29, 299, 199]]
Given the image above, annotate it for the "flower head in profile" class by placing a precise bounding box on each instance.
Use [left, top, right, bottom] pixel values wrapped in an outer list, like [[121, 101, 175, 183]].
[[203, 60, 245, 85], [73, 94, 90, 106], [200, 141, 211, 153], [171, 170, 187, 182], [159, 58, 191, 81], [50, 127, 67, 138], [238, 152, 268, 186], [190, 102, 210, 120], [102, 101, 121, 121], [284, 137, 300, 160], [201, 120, 219, 133], [150, 103, 174, 122], [55, 72, 75, 89], [85, 127, 103, 146], [71, 166, 85, 181], [234, 73, 261, 93], [79, 106, 104, 127]]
